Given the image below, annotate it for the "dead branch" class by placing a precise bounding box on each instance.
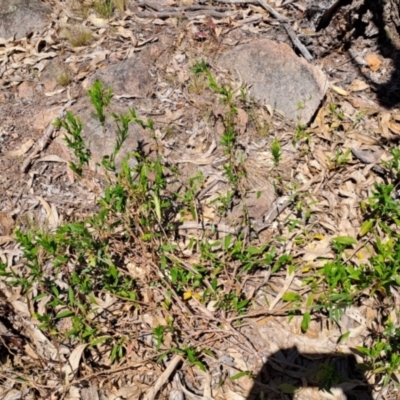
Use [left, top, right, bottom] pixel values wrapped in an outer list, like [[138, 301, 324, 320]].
[[143, 354, 183, 400]]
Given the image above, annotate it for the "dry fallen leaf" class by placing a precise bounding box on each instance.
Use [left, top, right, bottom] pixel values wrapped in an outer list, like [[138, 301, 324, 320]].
[[349, 79, 369, 92], [36, 196, 59, 229], [380, 112, 392, 139], [330, 84, 348, 96], [4, 138, 34, 157], [389, 120, 400, 135], [37, 154, 68, 163], [365, 53, 382, 72], [0, 212, 14, 235], [62, 343, 87, 380]]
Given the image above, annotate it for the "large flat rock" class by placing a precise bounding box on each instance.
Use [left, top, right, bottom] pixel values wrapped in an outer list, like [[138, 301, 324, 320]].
[[218, 39, 328, 124], [0, 0, 50, 39]]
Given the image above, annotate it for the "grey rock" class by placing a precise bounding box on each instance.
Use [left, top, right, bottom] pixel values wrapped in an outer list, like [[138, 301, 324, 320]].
[[218, 39, 328, 124], [69, 98, 148, 171], [89, 56, 154, 97], [0, 0, 50, 39], [74, 57, 156, 169]]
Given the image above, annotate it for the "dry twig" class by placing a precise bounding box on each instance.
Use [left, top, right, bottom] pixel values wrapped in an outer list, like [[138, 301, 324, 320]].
[[137, 1, 236, 18], [214, 0, 313, 61], [143, 354, 183, 400]]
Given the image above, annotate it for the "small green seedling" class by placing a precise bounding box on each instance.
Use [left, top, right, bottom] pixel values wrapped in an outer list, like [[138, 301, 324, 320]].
[[271, 137, 282, 166], [328, 148, 351, 170], [54, 112, 91, 176], [87, 79, 113, 125], [190, 60, 208, 75]]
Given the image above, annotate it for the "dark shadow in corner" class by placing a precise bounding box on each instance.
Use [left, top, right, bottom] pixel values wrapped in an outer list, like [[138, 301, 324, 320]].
[[344, 0, 400, 108], [247, 346, 372, 400]]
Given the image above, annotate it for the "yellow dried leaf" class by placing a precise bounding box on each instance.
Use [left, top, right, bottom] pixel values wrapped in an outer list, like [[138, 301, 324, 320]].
[[183, 291, 192, 300]]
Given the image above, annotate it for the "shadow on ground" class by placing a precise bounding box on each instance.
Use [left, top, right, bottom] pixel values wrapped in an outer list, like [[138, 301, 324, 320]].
[[335, 0, 400, 108], [247, 346, 372, 400]]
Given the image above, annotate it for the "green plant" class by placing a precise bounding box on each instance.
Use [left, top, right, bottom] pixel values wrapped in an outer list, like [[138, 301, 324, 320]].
[[93, 0, 127, 17], [101, 108, 154, 172], [190, 60, 208, 75], [153, 324, 167, 351], [327, 148, 351, 170], [329, 103, 344, 120], [171, 346, 207, 372], [357, 319, 400, 386], [54, 112, 91, 176], [383, 147, 400, 180], [351, 110, 366, 129], [271, 137, 282, 166], [93, 0, 113, 18], [293, 122, 310, 144], [87, 79, 113, 125], [316, 362, 341, 392]]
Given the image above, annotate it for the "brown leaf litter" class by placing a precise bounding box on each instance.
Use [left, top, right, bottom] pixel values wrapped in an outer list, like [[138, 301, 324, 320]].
[[1, 0, 400, 399]]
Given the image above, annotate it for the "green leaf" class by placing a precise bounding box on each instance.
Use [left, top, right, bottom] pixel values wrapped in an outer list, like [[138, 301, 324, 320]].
[[90, 336, 110, 347], [152, 193, 161, 222], [301, 311, 311, 332], [360, 220, 374, 237], [230, 371, 250, 381], [306, 294, 314, 307], [279, 383, 297, 394], [246, 246, 264, 255], [338, 331, 351, 343], [68, 287, 75, 305], [355, 346, 371, 356], [223, 235, 232, 251], [332, 236, 357, 246], [55, 310, 74, 319], [282, 292, 301, 302]]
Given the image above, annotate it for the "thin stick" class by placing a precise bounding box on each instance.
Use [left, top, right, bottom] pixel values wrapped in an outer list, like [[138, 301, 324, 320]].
[[21, 99, 76, 173], [282, 21, 313, 62], [137, 10, 235, 19], [254, 0, 313, 61], [143, 355, 183, 400]]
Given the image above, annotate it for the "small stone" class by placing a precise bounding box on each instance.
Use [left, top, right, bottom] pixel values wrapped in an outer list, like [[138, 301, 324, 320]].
[[17, 81, 34, 100]]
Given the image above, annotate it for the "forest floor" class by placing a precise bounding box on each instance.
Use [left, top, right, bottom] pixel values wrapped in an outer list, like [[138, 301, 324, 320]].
[[1, 1, 400, 399]]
